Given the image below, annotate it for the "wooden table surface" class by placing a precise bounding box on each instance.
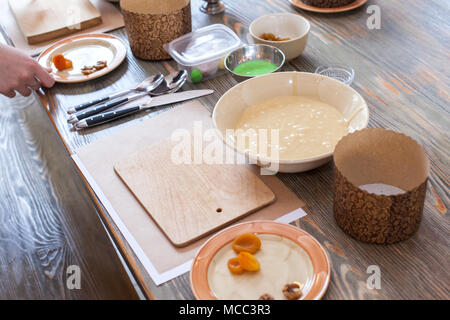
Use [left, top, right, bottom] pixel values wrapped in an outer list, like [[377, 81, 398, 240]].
[[0, 32, 139, 299], [2, 0, 448, 299]]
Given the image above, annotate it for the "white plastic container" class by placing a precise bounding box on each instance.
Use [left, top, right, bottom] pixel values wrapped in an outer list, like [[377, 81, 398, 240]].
[[164, 24, 242, 82]]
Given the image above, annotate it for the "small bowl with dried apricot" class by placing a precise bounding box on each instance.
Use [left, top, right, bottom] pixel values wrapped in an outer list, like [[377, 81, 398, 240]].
[[249, 13, 310, 61], [190, 221, 330, 300]]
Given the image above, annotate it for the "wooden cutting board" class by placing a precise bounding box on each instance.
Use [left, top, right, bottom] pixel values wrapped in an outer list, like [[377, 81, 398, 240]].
[[114, 138, 276, 247], [8, 0, 102, 44]]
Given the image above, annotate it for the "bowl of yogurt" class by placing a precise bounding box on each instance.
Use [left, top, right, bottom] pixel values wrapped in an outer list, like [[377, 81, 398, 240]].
[[212, 71, 369, 173]]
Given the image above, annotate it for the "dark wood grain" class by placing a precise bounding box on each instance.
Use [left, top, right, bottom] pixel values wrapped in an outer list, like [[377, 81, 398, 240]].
[[41, 0, 450, 300], [0, 91, 140, 299], [0, 30, 140, 298], [2, 0, 449, 299]]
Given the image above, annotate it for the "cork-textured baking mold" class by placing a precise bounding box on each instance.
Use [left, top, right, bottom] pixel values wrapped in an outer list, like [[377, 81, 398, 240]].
[[333, 128, 429, 244], [121, 0, 191, 60]]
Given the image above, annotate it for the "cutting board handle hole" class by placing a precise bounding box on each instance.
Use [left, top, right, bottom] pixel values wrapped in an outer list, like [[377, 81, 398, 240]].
[[216, 208, 222, 213]]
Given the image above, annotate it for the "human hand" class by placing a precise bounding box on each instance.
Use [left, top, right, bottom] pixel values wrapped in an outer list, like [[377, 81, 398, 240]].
[[0, 44, 55, 98]]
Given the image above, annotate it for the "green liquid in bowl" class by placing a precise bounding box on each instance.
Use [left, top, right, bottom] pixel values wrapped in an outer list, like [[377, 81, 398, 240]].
[[233, 60, 278, 76]]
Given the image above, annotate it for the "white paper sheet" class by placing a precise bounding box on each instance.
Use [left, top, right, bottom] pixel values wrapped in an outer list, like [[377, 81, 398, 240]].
[[72, 154, 307, 285]]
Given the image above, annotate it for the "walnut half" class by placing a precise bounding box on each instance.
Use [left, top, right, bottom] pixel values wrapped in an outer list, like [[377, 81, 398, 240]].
[[81, 61, 108, 75], [282, 282, 303, 300], [81, 66, 96, 75], [94, 60, 107, 70], [259, 293, 275, 300]]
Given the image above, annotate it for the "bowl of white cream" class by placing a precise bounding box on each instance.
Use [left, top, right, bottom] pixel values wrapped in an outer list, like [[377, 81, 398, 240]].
[[212, 71, 369, 172]]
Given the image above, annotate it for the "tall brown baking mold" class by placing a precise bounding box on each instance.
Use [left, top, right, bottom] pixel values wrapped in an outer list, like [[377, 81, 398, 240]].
[[333, 128, 429, 244], [121, 0, 192, 60]]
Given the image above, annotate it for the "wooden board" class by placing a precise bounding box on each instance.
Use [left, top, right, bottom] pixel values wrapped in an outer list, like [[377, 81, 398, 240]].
[[114, 138, 276, 247], [8, 0, 102, 44]]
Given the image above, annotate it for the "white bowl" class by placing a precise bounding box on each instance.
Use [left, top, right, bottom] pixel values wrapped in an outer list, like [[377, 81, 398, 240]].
[[212, 72, 369, 173], [249, 13, 310, 61]]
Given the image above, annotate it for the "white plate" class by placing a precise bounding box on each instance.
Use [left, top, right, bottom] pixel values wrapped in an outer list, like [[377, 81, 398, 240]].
[[38, 34, 127, 83], [191, 221, 331, 300]]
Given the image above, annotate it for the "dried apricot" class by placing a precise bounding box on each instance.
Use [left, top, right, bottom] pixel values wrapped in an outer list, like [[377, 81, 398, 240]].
[[52, 54, 73, 71], [64, 59, 73, 69], [227, 257, 243, 274], [232, 233, 261, 254], [237, 252, 260, 272], [66, 59, 73, 69]]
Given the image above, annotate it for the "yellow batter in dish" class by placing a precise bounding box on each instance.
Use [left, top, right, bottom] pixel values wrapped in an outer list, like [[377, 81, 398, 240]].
[[208, 234, 313, 300], [234, 96, 348, 160]]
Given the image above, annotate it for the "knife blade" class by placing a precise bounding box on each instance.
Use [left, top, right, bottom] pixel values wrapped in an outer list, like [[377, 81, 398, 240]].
[[74, 89, 214, 130], [144, 89, 213, 108]]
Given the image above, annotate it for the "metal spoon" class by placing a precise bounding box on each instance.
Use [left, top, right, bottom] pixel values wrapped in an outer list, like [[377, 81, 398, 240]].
[[67, 74, 164, 114], [150, 69, 188, 96], [67, 70, 188, 124]]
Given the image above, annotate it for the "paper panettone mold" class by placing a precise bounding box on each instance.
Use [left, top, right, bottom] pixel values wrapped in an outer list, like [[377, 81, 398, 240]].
[[121, 0, 191, 60], [333, 128, 429, 244]]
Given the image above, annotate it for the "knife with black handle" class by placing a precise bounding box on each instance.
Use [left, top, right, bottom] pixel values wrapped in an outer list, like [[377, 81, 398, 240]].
[[67, 92, 146, 124], [75, 106, 143, 129], [67, 90, 130, 114], [74, 89, 213, 130]]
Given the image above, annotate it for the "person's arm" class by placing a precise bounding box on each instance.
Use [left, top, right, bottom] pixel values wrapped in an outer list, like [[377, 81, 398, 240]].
[[0, 44, 55, 98]]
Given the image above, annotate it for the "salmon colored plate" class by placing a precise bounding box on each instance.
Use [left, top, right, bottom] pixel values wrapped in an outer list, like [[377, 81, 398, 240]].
[[37, 34, 127, 83], [190, 221, 331, 300], [289, 0, 368, 13]]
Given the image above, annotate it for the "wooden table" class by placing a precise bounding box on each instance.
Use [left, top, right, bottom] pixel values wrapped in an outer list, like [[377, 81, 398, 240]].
[[0, 28, 139, 300], [3, 0, 448, 299]]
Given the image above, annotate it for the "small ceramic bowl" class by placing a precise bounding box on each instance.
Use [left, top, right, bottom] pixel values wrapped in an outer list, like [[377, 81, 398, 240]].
[[249, 13, 310, 61], [224, 44, 285, 83], [190, 221, 331, 300], [212, 71, 369, 173]]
